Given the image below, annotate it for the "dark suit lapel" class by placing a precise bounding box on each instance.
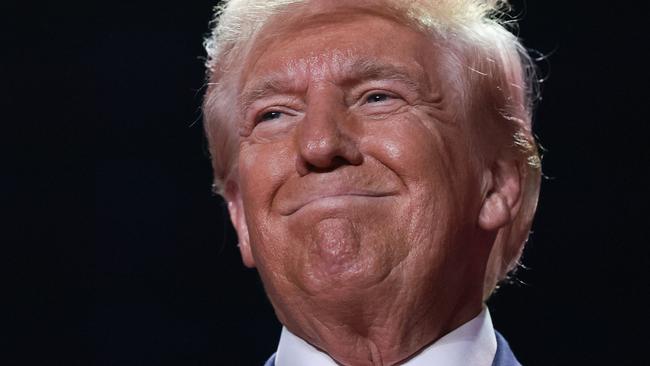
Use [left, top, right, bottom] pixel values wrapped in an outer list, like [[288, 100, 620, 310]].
[[264, 353, 276, 366], [492, 331, 522, 366]]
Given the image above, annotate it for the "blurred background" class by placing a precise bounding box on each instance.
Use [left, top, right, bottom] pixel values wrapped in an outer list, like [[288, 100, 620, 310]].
[[5, 0, 648, 365]]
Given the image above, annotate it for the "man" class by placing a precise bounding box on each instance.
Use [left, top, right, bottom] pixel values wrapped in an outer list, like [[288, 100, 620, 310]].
[[202, 0, 541, 365]]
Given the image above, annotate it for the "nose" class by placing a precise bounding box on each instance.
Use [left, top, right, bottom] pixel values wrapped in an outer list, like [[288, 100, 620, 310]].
[[295, 96, 362, 175]]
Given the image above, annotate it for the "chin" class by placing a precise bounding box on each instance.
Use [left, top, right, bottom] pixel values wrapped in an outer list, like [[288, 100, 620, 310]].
[[292, 253, 394, 303]]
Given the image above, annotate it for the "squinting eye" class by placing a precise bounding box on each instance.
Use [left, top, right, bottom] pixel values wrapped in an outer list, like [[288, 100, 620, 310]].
[[366, 93, 391, 103], [259, 111, 282, 122]]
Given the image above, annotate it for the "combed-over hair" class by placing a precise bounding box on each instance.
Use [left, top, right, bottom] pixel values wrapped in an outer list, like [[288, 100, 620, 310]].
[[202, 0, 542, 298]]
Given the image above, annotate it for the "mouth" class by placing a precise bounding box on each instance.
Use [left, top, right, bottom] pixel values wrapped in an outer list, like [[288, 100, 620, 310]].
[[274, 164, 403, 217], [280, 190, 396, 216]]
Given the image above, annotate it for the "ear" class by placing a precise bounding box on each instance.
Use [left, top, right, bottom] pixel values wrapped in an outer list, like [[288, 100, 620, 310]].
[[478, 158, 522, 231], [225, 182, 256, 268]]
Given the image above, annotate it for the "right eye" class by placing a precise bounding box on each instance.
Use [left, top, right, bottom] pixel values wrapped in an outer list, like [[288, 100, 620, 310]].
[[258, 111, 283, 123]]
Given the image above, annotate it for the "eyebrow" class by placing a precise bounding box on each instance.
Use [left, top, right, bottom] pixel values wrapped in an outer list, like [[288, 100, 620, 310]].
[[344, 58, 423, 91], [239, 58, 426, 113], [239, 72, 299, 114]]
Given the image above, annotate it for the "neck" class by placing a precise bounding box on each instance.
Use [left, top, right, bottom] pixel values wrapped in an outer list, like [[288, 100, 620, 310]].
[[275, 283, 484, 366]]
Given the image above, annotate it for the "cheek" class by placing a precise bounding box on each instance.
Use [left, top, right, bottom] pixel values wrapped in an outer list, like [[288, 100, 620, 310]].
[[238, 141, 294, 223], [363, 115, 479, 218], [240, 141, 289, 189], [237, 140, 301, 260], [363, 115, 455, 185]]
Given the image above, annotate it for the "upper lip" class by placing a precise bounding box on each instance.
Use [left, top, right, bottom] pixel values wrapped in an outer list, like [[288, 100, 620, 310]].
[[275, 172, 399, 216], [283, 189, 393, 215]]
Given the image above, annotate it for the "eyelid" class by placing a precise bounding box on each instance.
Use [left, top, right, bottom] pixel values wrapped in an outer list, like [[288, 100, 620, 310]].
[[255, 106, 294, 123], [257, 110, 282, 123], [364, 90, 398, 99], [356, 89, 402, 107], [350, 79, 414, 105], [246, 96, 302, 119]]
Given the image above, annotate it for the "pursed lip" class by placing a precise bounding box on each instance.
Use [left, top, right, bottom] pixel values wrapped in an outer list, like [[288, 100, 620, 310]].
[[280, 190, 395, 216], [273, 164, 403, 216]]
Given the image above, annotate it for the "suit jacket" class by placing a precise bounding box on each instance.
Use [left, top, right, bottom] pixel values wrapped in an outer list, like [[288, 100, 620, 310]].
[[263, 331, 521, 366]]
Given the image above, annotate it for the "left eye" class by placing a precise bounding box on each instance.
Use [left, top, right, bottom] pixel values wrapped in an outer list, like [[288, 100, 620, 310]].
[[366, 93, 392, 103]]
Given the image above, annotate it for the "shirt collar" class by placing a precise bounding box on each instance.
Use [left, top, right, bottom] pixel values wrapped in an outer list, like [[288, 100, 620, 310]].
[[275, 307, 497, 366]]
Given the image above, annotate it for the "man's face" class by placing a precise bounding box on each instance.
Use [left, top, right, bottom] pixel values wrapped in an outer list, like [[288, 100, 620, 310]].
[[228, 11, 492, 324]]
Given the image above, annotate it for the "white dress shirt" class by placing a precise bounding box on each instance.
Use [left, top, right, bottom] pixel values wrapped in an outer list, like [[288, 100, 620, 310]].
[[275, 307, 497, 366]]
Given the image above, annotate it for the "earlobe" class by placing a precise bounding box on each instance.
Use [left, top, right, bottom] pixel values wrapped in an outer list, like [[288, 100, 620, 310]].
[[478, 159, 522, 231], [225, 182, 256, 268]]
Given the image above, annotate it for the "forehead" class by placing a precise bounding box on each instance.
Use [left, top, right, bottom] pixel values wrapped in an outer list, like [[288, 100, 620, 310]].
[[239, 10, 445, 90]]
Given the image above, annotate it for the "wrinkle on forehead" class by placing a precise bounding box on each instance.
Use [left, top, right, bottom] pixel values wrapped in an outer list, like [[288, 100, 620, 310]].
[[284, 49, 357, 82], [237, 7, 427, 90], [239, 49, 430, 114]]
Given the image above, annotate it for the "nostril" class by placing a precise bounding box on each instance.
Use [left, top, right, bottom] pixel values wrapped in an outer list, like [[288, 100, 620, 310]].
[[307, 156, 349, 173]]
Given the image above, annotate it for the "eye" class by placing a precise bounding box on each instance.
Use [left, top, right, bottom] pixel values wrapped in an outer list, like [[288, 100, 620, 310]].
[[366, 93, 392, 103], [259, 111, 283, 122]]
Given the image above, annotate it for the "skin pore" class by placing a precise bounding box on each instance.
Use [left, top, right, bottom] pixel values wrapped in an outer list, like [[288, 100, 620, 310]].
[[223, 6, 520, 366]]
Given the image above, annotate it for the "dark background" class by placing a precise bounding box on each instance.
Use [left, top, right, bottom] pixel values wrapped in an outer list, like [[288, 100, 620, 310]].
[[5, 0, 648, 365]]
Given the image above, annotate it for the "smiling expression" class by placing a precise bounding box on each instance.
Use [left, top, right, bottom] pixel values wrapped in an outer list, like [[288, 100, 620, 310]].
[[227, 10, 490, 328]]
